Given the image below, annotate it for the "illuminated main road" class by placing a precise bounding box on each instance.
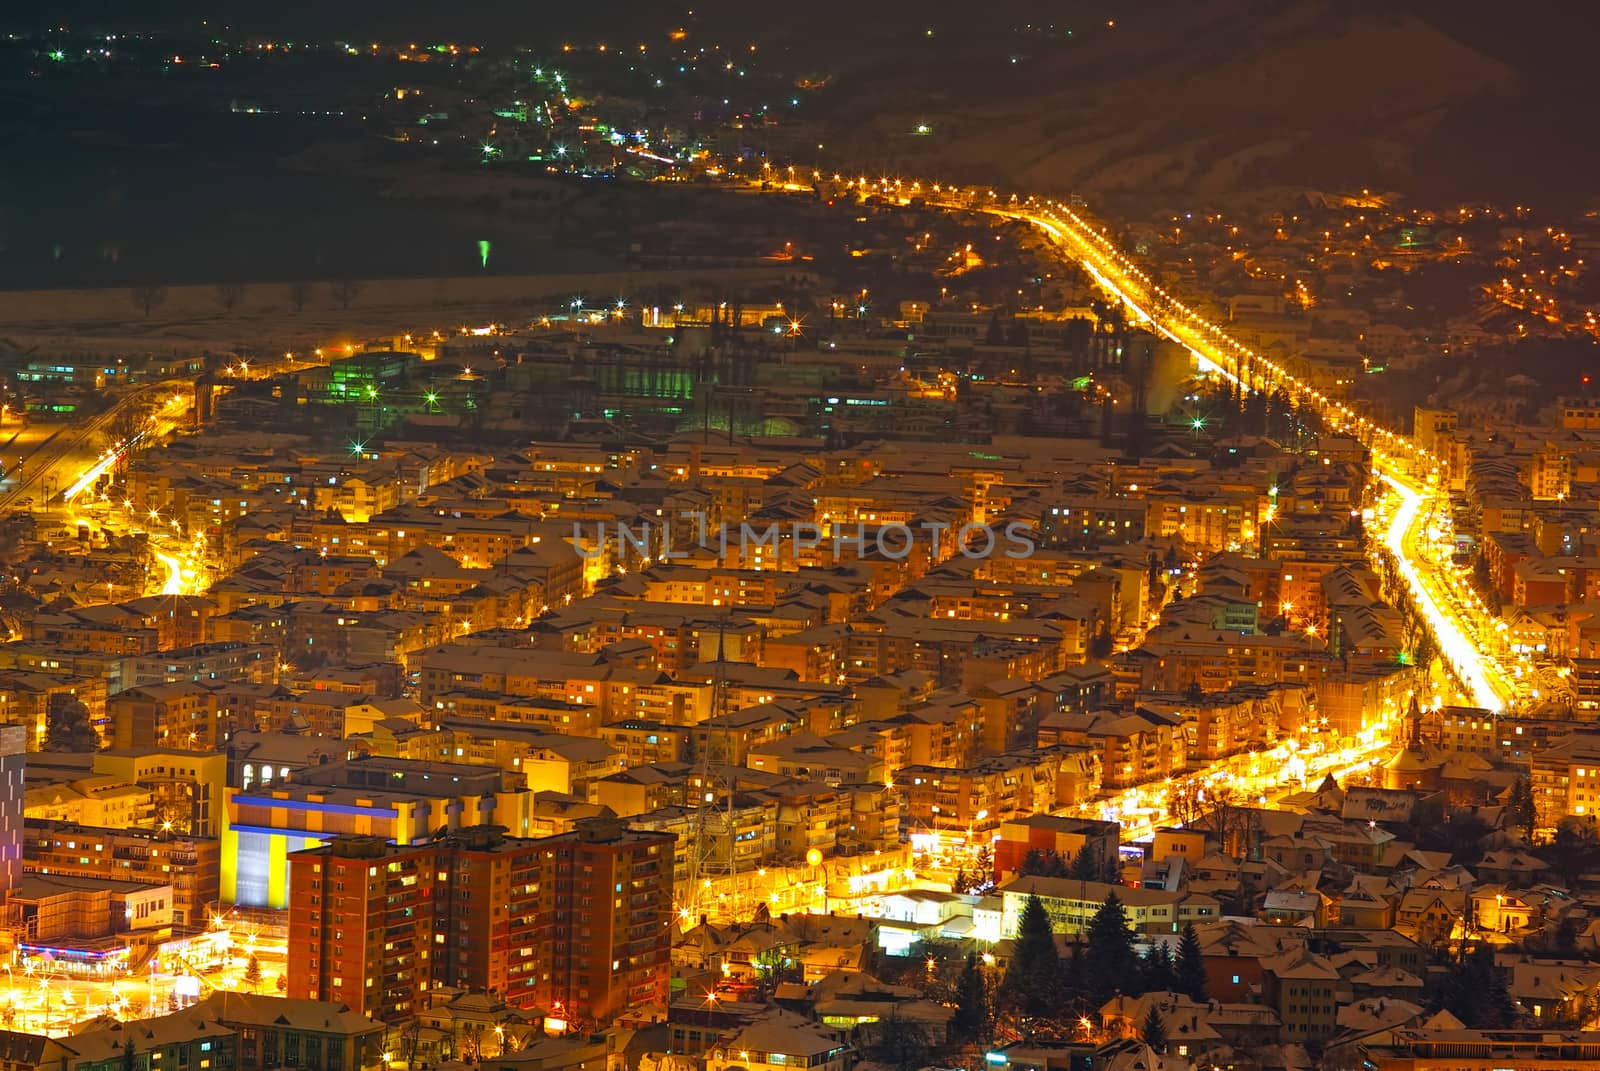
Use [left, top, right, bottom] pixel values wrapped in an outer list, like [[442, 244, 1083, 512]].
[[0, 384, 185, 512], [989, 197, 1516, 713], [1, 386, 208, 599], [1380, 475, 1510, 710]]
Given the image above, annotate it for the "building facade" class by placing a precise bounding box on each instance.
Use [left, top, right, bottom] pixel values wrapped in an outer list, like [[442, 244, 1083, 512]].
[[287, 821, 674, 1025]]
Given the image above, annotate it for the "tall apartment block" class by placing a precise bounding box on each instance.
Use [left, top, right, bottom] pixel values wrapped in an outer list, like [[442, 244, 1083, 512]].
[[286, 838, 437, 1022], [0, 726, 24, 893], [287, 820, 674, 1024], [535, 819, 675, 1023]]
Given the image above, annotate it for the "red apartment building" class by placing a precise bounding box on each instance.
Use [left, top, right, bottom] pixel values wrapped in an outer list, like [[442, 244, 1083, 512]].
[[287, 820, 674, 1025]]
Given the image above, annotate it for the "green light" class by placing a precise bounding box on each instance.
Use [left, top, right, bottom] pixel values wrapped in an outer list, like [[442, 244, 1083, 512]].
[[1191, 417, 1206, 430], [366, 386, 378, 398], [425, 392, 439, 405], [478, 240, 491, 269], [48, 50, 65, 61], [351, 440, 367, 456]]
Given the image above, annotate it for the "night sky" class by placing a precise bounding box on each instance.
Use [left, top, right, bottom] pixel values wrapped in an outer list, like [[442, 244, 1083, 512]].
[[1, 0, 1590, 61], [2, 1, 1592, 108]]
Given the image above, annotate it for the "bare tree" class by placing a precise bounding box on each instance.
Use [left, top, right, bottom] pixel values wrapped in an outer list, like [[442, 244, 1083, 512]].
[[45, 694, 98, 752], [1207, 782, 1262, 859], [106, 401, 154, 449], [400, 1021, 422, 1069], [1166, 778, 1204, 827], [329, 278, 363, 309], [215, 281, 247, 313], [459, 1024, 484, 1064], [131, 285, 167, 318]]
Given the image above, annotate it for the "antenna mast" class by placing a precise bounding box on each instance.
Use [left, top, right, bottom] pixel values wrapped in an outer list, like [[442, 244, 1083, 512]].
[[684, 613, 741, 923]]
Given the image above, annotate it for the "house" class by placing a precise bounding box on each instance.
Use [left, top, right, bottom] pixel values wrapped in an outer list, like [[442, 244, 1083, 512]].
[[1476, 851, 1550, 887], [1260, 946, 1343, 1044], [1394, 888, 1466, 948], [195, 988, 386, 1071], [705, 1014, 851, 1071], [45, 1014, 235, 1071], [1471, 886, 1538, 936], [1262, 888, 1331, 927]]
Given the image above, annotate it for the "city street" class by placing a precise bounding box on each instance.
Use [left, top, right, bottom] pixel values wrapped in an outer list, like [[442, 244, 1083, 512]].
[[10, 389, 209, 599], [993, 197, 1518, 714], [0, 927, 287, 1037]]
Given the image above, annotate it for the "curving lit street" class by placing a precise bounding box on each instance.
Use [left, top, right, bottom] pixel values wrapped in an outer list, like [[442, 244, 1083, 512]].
[[1380, 473, 1510, 711], [993, 197, 1519, 714]]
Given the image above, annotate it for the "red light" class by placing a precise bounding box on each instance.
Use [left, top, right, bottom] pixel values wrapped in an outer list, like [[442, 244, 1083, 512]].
[[1585, 376, 1591, 385]]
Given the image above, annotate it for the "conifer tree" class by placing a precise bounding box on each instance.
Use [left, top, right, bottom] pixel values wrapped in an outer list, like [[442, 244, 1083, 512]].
[[952, 953, 992, 1046], [1002, 895, 1060, 1019], [1174, 924, 1208, 1001], [1142, 1006, 1167, 1052], [1140, 942, 1175, 994], [1085, 891, 1140, 1005]]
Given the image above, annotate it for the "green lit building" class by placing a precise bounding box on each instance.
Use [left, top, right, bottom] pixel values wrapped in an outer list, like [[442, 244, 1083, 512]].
[[301, 350, 419, 402], [294, 350, 426, 433]]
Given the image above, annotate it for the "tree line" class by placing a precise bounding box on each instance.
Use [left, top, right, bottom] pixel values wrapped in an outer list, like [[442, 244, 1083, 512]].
[[951, 893, 1209, 1050]]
